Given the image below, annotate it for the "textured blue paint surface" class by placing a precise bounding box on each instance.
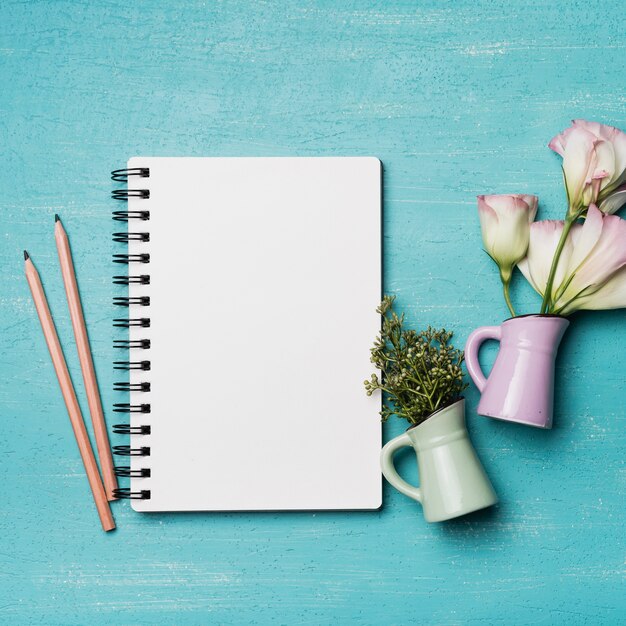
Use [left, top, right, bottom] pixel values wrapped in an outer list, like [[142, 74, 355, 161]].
[[1, 1, 624, 624]]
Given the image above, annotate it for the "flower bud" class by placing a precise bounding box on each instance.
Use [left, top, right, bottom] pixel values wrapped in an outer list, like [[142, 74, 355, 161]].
[[477, 194, 538, 277]]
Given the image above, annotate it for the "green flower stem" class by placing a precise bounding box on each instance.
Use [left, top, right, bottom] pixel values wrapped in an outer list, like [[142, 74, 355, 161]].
[[503, 277, 516, 317], [540, 213, 578, 314], [499, 267, 516, 317]]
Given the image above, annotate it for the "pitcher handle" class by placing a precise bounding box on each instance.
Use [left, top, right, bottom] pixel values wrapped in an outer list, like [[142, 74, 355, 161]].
[[380, 433, 422, 503], [465, 325, 502, 392]]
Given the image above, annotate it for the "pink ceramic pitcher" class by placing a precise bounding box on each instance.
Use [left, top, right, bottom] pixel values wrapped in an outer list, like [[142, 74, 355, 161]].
[[465, 315, 569, 429]]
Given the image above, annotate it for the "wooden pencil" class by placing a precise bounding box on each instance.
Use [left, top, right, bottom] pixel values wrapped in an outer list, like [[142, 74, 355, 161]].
[[54, 215, 118, 500], [24, 251, 115, 532]]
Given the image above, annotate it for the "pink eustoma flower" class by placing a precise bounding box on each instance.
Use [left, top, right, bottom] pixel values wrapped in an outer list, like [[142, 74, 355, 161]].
[[549, 119, 626, 214], [518, 205, 626, 313]]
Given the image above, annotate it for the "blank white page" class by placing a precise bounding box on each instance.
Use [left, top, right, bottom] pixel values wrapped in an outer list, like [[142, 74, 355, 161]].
[[124, 157, 381, 511]]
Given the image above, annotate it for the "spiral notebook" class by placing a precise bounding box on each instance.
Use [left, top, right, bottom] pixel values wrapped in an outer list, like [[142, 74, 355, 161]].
[[111, 157, 382, 512]]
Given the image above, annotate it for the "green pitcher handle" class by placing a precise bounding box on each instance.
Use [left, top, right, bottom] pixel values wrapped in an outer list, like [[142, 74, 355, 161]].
[[380, 433, 422, 503]]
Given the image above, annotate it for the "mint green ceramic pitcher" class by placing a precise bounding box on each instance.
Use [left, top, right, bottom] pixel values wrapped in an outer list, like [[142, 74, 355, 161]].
[[380, 399, 497, 522]]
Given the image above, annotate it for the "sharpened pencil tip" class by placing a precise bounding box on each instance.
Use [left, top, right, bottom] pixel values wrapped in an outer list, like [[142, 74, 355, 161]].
[[24, 250, 29, 260], [55, 213, 60, 222]]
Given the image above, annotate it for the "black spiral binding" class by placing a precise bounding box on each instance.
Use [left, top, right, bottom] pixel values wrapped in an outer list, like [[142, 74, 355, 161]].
[[113, 232, 150, 243], [114, 466, 151, 478], [114, 360, 151, 370], [114, 382, 151, 392], [114, 339, 151, 349], [112, 166, 152, 500], [113, 253, 150, 264], [112, 189, 150, 200], [112, 210, 150, 222], [113, 424, 151, 435], [111, 167, 150, 182], [113, 403, 151, 414], [113, 445, 151, 456], [113, 318, 151, 328], [113, 275, 151, 285], [113, 296, 150, 307], [113, 296, 150, 308], [113, 487, 151, 499]]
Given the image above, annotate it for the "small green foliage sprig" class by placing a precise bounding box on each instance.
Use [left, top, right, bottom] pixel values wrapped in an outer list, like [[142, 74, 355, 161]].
[[364, 296, 468, 426]]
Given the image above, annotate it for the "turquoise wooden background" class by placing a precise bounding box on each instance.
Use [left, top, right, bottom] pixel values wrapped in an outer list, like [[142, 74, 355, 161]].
[[1, 1, 624, 624]]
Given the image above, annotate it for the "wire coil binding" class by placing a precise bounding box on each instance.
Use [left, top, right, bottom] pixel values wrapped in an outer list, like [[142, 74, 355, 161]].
[[113, 253, 150, 264], [114, 360, 151, 370], [112, 210, 150, 222], [113, 403, 151, 414], [112, 165, 152, 499], [113, 488, 151, 500], [114, 382, 151, 392], [113, 318, 151, 328], [113, 339, 151, 349], [114, 466, 151, 478], [113, 232, 150, 243], [111, 168, 150, 182], [113, 275, 150, 285], [113, 445, 151, 456], [113, 296, 150, 307], [113, 424, 151, 435], [112, 189, 150, 200]]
